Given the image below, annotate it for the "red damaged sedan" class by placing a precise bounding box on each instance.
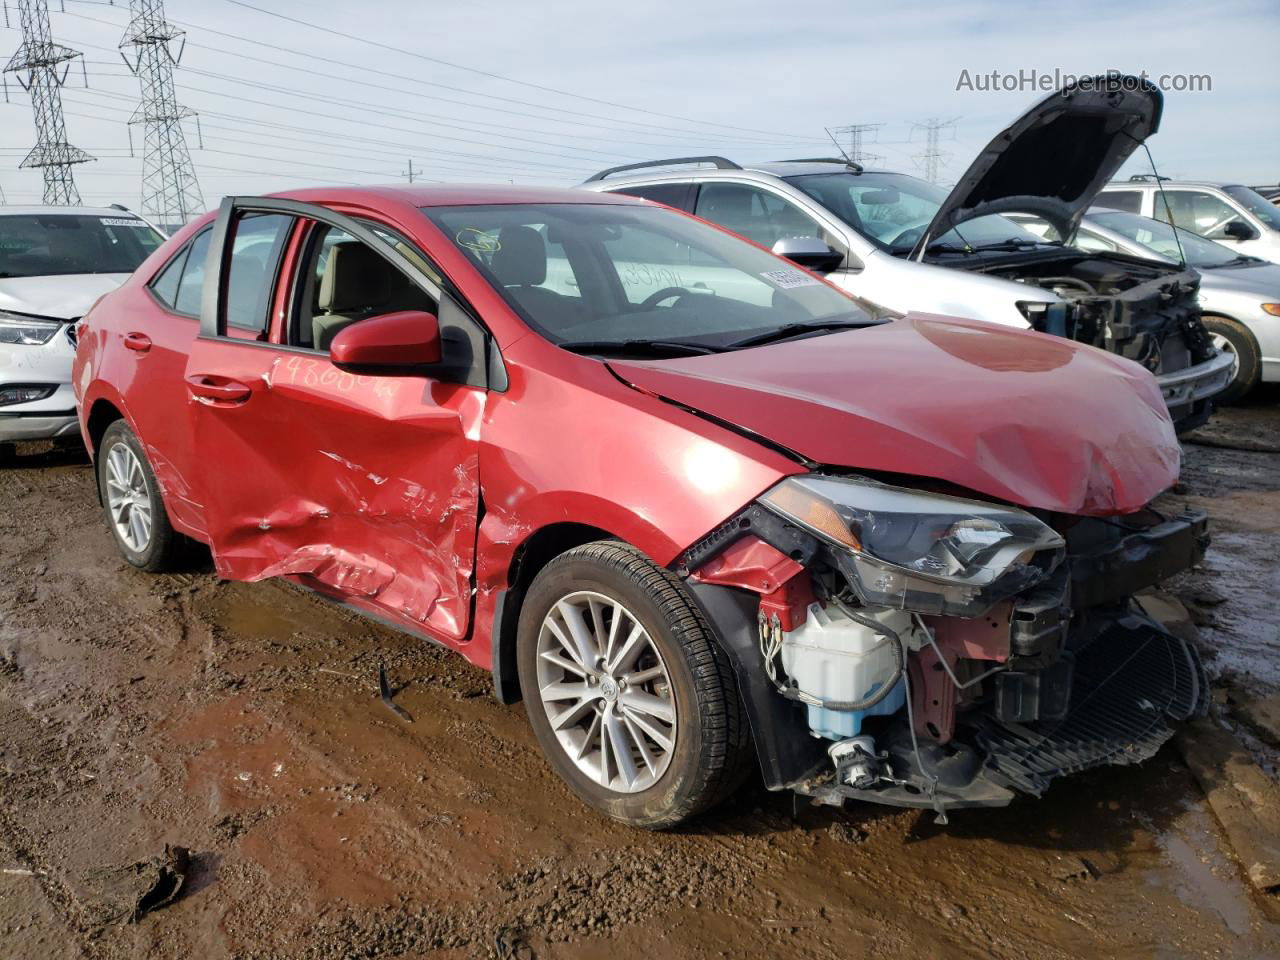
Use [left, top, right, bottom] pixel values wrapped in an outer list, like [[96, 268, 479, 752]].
[[73, 185, 1207, 826]]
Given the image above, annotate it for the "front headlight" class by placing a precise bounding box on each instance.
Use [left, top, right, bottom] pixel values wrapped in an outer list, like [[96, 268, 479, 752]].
[[0, 313, 61, 345], [759, 475, 1065, 616]]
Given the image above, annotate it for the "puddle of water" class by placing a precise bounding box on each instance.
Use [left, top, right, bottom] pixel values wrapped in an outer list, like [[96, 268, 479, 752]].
[[1140, 802, 1257, 942]]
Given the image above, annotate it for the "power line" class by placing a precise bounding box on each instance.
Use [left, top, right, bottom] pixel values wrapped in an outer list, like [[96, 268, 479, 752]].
[[52, 5, 824, 147], [3, 0, 94, 204], [218, 0, 815, 141]]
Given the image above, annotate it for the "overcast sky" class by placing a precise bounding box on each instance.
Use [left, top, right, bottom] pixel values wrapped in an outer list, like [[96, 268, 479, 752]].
[[1, 0, 1277, 212]]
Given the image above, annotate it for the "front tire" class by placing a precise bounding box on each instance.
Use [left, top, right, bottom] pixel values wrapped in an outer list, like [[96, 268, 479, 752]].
[[97, 420, 183, 571], [1203, 316, 1261, 403], [516, 541, 751, 828]]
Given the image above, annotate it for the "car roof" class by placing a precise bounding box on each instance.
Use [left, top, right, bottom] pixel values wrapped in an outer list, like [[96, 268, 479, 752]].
[[270, 183, 646, 208], [0, 205, 150, 218], [582, 160, 902, 190], [1104, 179, 1242, 190]]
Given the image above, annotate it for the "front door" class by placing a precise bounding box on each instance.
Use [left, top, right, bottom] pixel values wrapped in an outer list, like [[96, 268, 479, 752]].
[[182, 198, 485, 645]]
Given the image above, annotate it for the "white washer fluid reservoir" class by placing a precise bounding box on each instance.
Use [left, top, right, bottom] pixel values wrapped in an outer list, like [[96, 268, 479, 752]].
[[780, 602, 913, 740]]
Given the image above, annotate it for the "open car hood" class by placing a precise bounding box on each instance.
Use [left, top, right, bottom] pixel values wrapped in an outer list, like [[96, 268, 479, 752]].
[[609, 315, 1180, 517], [913, 74, 1162, 256]]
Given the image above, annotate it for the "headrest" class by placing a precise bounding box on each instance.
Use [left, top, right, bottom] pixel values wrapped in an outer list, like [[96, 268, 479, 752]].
[[318, 242, 396, 313], [489, 225, 547, 287]]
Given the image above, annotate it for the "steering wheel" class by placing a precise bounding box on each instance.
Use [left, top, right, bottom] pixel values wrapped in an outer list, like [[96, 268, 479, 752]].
[[639, 286, 692, 309]]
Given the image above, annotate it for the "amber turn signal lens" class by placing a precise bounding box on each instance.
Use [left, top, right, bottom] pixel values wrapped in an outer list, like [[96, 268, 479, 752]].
[[761, 481, 860, 550], [1262, 303, 1280, 317]]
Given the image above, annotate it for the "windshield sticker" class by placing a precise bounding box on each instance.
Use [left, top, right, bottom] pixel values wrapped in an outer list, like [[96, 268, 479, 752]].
[[455, 228, 500, 255], [760, 269, 820, 289], [99, 217, 147, 227]]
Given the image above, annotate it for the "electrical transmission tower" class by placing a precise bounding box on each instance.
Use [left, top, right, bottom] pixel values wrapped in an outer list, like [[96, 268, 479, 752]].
[[911, 117, 958, 184], [3, 0, 94, 205], [120, 0, 204, 229], [829, 123, 884, 166]]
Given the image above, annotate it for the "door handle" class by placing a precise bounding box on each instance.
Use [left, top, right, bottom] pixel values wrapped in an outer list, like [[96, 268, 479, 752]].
[[124, 332, 152, 353], [185, 374, 252, 405]]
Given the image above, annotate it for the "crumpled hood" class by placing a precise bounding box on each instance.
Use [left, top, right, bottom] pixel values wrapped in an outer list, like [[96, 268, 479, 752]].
[[609, 315, 1180, 516], [914, 74, 1162, 253], [0, 273, 131, 321]]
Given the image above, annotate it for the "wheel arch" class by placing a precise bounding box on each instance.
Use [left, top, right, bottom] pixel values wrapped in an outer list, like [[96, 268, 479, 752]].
[[86, 397, 126, 458], [490, 521, 623, 705]]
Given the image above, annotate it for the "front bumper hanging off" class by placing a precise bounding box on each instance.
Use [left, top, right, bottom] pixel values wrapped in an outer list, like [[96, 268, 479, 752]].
[[689, 505, 1211, 811]]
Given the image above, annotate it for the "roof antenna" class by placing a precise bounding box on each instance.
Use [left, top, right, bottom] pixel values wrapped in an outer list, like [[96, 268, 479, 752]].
[[1139, 141, 1185, 270], [823, 127, 855, 166]]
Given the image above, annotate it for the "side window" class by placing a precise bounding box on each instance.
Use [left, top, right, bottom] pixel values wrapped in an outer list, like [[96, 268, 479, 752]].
[[172, 229, 212, 317], [224, 213, 293, 335], [291, 223, 438, 352], [148, 244, 188, 309], [1075, 230, 1117, 253], [611, 183, 694, 211], [1153, 191, 1242, 240], [1095, 190, 1142, 214], [695, 182, 830, 250]]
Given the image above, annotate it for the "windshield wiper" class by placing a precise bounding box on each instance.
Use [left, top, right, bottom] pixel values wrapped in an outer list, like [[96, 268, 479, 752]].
[[721, 317, 877, 350], [556, 338, 721, 357], [926, 237, 1054, 257]]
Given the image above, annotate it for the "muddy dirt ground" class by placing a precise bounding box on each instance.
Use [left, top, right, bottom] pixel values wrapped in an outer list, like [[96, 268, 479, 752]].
[[2, 396, 1279, 960]]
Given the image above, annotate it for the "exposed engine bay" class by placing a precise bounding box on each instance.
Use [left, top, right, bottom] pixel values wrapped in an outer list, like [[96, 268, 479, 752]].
[[988, 253, 1214, 376], [682, 474, 1209, 821]]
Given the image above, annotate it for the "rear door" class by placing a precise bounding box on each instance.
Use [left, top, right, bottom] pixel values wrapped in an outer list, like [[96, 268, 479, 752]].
[[182, 197, 487, 644]]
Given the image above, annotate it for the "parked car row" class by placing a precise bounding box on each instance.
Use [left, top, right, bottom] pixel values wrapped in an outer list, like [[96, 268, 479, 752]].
[[0, 73, 1266, 829], [1097, 175, 1280, 263], [581, 77, 1240, 425]]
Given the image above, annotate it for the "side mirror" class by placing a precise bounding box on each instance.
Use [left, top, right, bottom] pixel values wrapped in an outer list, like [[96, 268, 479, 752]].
[[771, 236, 844, 274], [1223, 219, 1258, 241], [329, 310, 441, 371]]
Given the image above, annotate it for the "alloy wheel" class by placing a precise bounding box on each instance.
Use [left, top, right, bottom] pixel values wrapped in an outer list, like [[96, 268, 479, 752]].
[[534, 590, 677, 793], [104, 442, 153, 553], [1210, 332, 1240, 376]]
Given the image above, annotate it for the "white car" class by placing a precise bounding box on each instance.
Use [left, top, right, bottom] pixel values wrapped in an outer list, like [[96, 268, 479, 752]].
[[1096, 178, 1280, 264], [0, 206, 164, 456]]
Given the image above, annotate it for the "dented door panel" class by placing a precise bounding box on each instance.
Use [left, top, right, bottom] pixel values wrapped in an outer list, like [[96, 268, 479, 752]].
[[184, 338, 483, 643]]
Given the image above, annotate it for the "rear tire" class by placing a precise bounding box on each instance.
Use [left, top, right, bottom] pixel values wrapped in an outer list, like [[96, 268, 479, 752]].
[[1203, 316, 1261, 404], [516, 540, 752, 828], [97, 420, 183, 571]]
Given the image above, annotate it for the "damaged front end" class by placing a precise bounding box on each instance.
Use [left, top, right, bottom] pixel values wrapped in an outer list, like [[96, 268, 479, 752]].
[[682, 474, 1209, 819]]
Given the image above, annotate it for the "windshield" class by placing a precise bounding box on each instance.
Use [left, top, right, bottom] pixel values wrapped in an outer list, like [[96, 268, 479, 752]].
[[1224, 185, 1280, 231], [422, 202, 878, 352], [0, 214, 164, 279], [783, 172, 1047, 255], [1088, 210, 1243, 267]]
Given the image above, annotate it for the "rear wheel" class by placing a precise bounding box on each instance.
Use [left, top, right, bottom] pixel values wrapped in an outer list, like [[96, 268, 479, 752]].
[[516, 541, 752, 828], [1203, 315, 1261, 403], [97, 420, 183, 571]]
